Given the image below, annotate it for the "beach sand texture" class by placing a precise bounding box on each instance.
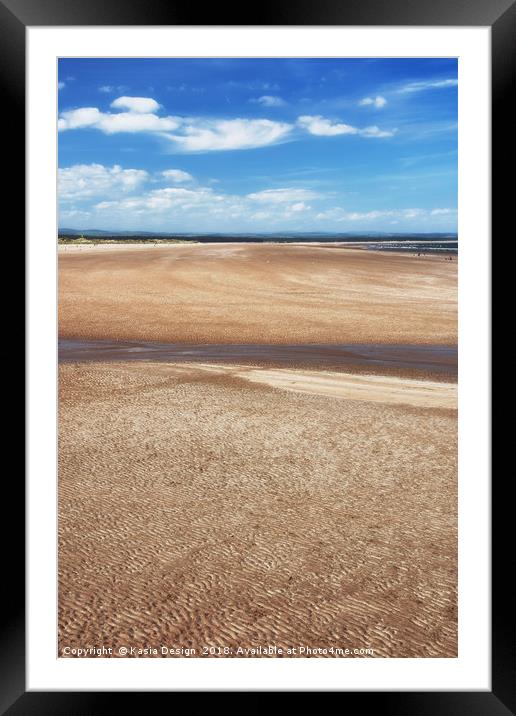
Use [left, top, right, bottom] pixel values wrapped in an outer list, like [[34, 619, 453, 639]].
[[58, 243, 457, 657], [59, 243, 457, 345]]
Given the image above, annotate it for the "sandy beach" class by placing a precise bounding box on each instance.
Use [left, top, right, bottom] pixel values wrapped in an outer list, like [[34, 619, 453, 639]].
[[59, 243, 457, 345], [58, 243, 457, 657]]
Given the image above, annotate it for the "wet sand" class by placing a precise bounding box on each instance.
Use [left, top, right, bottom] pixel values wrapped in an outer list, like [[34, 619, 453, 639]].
[[59, 338, 457, 380], [58, 243, 457, 658]]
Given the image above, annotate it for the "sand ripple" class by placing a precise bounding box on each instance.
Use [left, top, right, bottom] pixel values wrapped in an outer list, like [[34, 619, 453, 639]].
[[59, 361, 457, 657]]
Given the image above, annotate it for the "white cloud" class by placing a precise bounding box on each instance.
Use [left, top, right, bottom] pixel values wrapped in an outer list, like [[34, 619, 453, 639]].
[[250, 95, 286, 107], [58, 81, 65, 91], [58, 162, 456, 231], [59, 164, 149, 201], [94, 186, 234, 214], [359, 96, 387, 108], [110, 96, 161, 113], [165, 118, 293, 152], [315, 208, 385, 221], [401, 209, 424, 219], [98, 112, 181, 134], [161, 169, 194, 183], [99, 85, 128, 94], [58, 106, 181, 134], [58, 108, 102, 131], [297, 115, 357, 136], [60, 167, 318, 226], [94, 194, 451, 228], [58, 98, 396, 152], [247, 188, 320, 203], [359, 125, 396, 138], [297, 115, 394, 138], [315, 207, 454, 222], [59, 207, 91, 218], [431, 207, 456, 215], [58, 98, 293, 152], [398, 78, 458, 94], [89, 185, 317, 227]]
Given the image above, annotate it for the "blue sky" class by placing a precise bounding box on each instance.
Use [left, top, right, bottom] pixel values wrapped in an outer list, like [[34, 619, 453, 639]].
[[58, 58, 457, 233]]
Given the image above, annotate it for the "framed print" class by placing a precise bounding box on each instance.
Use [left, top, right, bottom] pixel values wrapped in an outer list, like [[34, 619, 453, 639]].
[[5, 0, 507, 708]]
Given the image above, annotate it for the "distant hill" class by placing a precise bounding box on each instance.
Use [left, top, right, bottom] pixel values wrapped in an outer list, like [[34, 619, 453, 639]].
[[59, 228, 168, 237]]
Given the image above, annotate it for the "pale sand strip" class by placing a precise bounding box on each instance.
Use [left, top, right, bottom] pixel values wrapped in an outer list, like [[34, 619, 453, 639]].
[[237, 368, 457, 409], [180, 363, 457, 409]]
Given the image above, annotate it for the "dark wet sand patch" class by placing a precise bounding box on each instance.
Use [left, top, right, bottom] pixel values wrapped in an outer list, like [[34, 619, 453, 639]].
[[59, 338, 457, 381]]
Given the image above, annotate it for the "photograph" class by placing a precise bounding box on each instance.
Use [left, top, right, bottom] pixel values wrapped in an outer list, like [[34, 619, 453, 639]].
[[57, 56, 459, 660], [0, 0, 500, 702]]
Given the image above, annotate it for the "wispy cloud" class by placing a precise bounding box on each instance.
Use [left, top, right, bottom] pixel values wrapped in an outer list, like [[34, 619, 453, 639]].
[[359, 96, 387, 108], [58, 107, 181, 134], [59, 164, 320, 226], [225, 80, 280, 91], [95, 186, 219, 213], [297, 115, 356, 136], [298, 115, 395, 138], [59, 163, 149, 201], [58, 81, 65, 90], [360, 125, 396, 138], [400, 120, 458, 140], [163, 118, 293, 152], [398, 150, 457, 168], [398, 78, 458, 94], [250, 95, 287, 107], [99, 84, 128, 94], [58, 162, 456, 231], [315, 207, 456, 222], [247, 188, 320, 203], [430, 207, 455, 215], [110, 96, 161, 113], [161, 169, 194, 183]]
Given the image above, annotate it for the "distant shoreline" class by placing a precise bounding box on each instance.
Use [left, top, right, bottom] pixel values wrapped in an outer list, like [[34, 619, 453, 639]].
[[58, 236, 458, 254], [58, 237, 196, 245]]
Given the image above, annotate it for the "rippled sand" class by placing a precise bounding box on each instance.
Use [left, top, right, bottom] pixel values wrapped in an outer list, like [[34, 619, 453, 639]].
[[58, 243, 457, 658], [59, 361, 457, 657]]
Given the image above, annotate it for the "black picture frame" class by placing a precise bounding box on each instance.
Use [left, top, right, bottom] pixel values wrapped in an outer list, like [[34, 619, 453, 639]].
[[6, 0, 505, 709]]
